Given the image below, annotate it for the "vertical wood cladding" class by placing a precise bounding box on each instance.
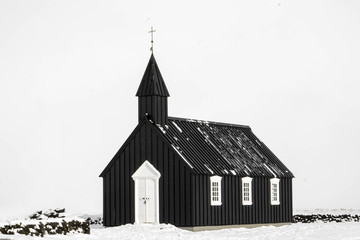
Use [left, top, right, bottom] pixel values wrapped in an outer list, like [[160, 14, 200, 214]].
[[102, 120, 192, 226], [138, 96, 168, 125], [102, 119, 293, 227], [191, 175, 293, 226]]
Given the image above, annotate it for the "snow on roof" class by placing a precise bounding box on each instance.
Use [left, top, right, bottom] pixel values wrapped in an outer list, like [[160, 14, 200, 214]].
[[156, 124, 166, 134], [159, 117, 294, 177], [171, 121, 183, 133], [263, 163, 277, 178], [204, 164, 214, 174], [171, 144, 194, 169]]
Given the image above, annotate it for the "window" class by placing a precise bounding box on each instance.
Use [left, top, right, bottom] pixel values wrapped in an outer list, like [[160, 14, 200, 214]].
[[210, 176, 222, 206], [242, 177, 253, 205], [270, 178, 280, 205]]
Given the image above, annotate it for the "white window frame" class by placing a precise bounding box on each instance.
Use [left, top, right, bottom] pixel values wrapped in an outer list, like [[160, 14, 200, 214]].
[[270, 178, 280, 205], [210, 175, 222, 206], [242, 177, 253, 205]]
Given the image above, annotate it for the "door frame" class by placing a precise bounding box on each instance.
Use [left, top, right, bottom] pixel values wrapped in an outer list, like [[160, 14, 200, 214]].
[[132, 160, 161, 224]]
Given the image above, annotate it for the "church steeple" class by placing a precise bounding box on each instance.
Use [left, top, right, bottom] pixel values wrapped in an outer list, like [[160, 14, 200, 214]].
[[136, 54, 170, 97], [136, 54, 170, 125]]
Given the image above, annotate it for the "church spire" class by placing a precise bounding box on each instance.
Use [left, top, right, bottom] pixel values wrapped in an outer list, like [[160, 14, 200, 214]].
[[136, 54, 170, 125], [136, 54, 170, 97]]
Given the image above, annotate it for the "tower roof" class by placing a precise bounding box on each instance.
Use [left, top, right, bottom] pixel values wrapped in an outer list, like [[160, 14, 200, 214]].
[[136, 54, 170, 97]]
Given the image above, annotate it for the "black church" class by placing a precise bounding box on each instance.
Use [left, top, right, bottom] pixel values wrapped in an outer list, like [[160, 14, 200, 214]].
[[99, 53, 294, 229]]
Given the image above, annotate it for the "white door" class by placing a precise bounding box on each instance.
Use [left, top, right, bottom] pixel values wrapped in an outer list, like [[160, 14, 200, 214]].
[[137, 179, 156, 223], [132, 160, 160, 224]]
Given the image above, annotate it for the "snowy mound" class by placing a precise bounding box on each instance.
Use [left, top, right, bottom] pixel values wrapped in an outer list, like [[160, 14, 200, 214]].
[[0, 208, 90, 237], [79, 214, 103, 227]]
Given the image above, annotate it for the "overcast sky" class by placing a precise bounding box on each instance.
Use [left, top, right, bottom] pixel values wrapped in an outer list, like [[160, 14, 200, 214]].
[[1, 0, 360, 219]]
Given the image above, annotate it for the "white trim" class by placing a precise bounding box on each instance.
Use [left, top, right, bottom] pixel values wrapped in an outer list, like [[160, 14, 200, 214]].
[[210, 175, 222, 206], [270, 178, 280, 205], [132, 161, 161, 224], [242, 177, 253, 205]]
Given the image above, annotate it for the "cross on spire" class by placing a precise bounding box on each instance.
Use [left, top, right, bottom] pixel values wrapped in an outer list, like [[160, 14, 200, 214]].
[[148, 26, 156, 52]]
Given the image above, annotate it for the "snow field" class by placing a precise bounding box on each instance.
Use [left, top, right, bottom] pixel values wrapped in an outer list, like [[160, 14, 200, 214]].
[[1, 222, 360, 240], [2, 209, 360, 239]]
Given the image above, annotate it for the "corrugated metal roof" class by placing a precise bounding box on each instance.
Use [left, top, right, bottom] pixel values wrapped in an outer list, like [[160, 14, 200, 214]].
[[136, 54, 170, 97], [155, 117, 294, 178]]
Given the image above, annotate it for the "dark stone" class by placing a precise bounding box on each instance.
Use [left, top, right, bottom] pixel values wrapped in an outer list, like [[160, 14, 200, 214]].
[[292, 214, 360, 223], [54, 208, 65, 214]]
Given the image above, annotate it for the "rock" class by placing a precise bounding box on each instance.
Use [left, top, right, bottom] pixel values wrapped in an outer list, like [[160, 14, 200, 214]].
[[292, 214, 360, 223]]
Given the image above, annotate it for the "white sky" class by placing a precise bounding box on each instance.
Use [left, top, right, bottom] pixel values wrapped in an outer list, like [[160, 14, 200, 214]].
[[1, 0, 360, 219]]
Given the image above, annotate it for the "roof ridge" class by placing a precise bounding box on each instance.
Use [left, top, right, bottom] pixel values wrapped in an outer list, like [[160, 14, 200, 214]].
[[168, 116, 251, 129]]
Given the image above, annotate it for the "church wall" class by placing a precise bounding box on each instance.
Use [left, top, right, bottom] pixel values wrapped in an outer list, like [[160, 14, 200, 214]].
[[192, 175, 293, 226]]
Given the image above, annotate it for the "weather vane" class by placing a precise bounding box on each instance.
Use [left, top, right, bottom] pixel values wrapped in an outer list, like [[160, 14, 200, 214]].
[[148, 26, 156, 52]]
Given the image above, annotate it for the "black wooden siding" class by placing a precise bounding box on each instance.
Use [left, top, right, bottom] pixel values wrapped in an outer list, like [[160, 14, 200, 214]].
[[192, 175, 293, 226], [101, 117, 293, 227], [102, 118, 193, 226], [138, 96, 168, 125]]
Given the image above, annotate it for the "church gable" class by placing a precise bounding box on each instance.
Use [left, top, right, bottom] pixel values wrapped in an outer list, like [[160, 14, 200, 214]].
[[99, 118, 147, 178], [100, 117, 195, 178]]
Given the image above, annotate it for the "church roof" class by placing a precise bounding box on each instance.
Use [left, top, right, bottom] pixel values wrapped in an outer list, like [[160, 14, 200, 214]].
[[155, 117, 294, 178], [136, 54, 170, 97]]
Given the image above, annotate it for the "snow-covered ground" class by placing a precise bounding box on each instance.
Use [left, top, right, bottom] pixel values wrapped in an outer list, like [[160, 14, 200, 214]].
[[1, 222, 360, 240], [1, 209, 360, 240], [0, 222, 360, 240]]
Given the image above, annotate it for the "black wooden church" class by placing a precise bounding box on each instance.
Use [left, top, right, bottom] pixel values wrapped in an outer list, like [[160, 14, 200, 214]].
[[99, 53, 294, 228]]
